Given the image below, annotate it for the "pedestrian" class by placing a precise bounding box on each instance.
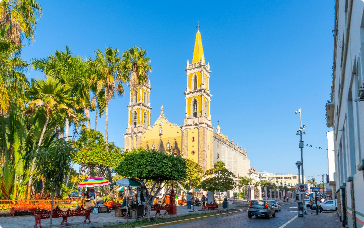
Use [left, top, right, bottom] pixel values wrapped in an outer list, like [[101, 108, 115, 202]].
[[202, 195, 206, 207], [187, 193, 192, 209], [317, 200, 322, 213]]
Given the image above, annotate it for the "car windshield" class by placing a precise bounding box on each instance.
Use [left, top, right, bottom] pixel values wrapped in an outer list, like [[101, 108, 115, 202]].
[[269, 201, 276, 204], [251, 201, 265, 206]]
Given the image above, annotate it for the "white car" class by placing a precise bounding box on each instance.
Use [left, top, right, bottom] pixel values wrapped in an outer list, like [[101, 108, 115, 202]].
[[304, 199, 310, 208], [321, 200, 337, 211], [269, 200, 281, 212]]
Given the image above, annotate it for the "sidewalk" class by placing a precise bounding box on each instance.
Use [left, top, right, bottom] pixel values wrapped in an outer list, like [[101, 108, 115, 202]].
[[284, 211, 342, 228], [0, 205, 235, 228]]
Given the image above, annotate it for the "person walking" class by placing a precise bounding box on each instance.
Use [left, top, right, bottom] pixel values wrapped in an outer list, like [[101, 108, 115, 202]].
[[187, 193, 192, 209], [202, 195, 206, 207]]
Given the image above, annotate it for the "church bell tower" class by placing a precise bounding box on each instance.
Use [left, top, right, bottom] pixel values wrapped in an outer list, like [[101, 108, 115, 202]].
[[124, 81, 152, 150], [182, 29, 213, 171]]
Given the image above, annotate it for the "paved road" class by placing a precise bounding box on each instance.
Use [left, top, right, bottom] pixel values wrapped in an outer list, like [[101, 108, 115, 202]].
[[165, 202, 299, 228]]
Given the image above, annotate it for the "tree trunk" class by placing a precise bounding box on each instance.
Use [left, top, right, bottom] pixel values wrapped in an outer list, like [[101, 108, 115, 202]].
[[50, 191, 54, 228], [147, 203, 151, 221], [105, 102, 108, 152], [95, 105, 98, 131], [65, 118, 69, 141], [27, 114, 50, 199], [84, 105, 91, 129]]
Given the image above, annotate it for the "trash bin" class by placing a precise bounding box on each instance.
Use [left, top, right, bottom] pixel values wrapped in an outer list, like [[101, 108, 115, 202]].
[[223, 198, 228, 209], [298, 202, 304, 217]]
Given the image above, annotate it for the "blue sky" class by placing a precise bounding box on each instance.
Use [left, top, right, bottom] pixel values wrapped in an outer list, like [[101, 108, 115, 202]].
[[22, 0, 334, 181]]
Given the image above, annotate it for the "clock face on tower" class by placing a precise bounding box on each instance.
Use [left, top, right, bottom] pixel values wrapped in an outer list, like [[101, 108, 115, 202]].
[[159, 121, 163, 126]]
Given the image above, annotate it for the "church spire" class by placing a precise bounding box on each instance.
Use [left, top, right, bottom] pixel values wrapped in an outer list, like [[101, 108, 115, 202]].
[[192, 30, 204, 63]]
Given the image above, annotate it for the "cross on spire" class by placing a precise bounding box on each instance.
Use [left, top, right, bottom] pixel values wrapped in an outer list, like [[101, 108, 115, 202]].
[[217, 120, 219, 125], [196, 21, 200, 31]]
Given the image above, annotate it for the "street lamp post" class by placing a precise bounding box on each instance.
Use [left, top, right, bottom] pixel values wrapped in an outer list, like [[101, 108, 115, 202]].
[[295, 161, 302, 185], [295, 108, 305, 185]]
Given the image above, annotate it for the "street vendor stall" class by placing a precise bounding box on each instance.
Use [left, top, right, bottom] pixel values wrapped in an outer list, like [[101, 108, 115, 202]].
[[78, 177, 110, 212], [115, 178, 144, 218]]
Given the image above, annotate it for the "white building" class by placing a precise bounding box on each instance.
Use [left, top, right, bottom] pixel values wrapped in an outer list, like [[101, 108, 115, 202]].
[[325, 131, 335, 198], [326, 1, 364, 227]]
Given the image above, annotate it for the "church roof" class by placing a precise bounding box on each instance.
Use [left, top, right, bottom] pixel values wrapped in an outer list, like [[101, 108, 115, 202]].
[[192, 31, 204, 63]]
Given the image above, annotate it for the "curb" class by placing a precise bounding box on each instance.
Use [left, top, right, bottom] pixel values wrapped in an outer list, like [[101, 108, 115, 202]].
[[137, 209, 245, 228]]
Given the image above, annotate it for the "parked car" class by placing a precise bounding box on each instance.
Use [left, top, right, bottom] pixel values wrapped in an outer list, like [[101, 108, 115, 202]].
[[248, 200, 276, 219], [321, 200, 337, 211], [268, 200, 281, 212]]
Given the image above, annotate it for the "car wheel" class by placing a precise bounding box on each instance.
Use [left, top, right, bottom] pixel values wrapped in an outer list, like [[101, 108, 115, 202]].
[[273, 212, 276, 217], [266, 213, 271, 219], [248, 214, 252, 218]]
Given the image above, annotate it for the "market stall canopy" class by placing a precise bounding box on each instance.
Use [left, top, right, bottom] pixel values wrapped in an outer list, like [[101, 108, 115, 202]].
[[78, 177, 110, 187], [117, 186, 125, 192], [115, 178, 142, 187]]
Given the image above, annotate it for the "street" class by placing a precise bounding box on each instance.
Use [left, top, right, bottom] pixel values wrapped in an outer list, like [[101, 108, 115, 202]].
[[163, 202, 341, 228]]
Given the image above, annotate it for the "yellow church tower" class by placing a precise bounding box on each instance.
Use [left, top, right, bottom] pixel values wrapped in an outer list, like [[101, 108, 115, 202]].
[[182, 29, 214, 171], [124, 81, 152, 150]]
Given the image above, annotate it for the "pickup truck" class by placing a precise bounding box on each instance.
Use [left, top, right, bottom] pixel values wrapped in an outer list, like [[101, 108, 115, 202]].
[[321, 200, 337, 211]]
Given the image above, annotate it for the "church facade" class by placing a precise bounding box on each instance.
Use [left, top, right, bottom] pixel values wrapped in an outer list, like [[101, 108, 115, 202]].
[[124, 30, 250, 177]]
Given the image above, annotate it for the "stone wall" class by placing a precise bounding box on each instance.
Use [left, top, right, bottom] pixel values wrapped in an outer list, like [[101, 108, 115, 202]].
[[213, 133, 250, 177]]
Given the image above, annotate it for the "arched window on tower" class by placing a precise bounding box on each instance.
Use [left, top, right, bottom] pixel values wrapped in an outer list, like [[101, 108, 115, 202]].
[[193, 99, 197, 117], [133, 111, 137, 127], [166, 142, 170, 151], [205, 100, 208, 116], [144, 92, 147, 104], [143, 112, 147, 128], [194, 75, 198, 90], [134, 91, 138, 103]]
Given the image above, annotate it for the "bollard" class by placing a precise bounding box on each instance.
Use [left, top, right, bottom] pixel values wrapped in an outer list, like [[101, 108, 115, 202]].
[[298, 202, 304, 217]]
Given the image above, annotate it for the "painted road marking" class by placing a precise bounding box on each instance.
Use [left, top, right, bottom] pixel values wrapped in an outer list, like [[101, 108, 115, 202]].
[[279, 215, 298, 228]]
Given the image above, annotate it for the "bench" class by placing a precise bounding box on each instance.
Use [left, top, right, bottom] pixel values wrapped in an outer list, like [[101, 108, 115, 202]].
[[150, 203, 174, 216], [34, 206, 91, 228], [203, 202, 218, 211]]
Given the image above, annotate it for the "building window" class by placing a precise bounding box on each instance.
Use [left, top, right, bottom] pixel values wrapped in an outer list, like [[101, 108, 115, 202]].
[[143, 112, 147, 128], [217, 153, 219, 159], [167, 142, 170, 150], [152, 144, 155, 150], [192, 137, 195, 142], [193, 99, 197, 117], [191, 151, 195, 155], [204, 100, 208, 116], [134, 91, 138, 103], [293, 176, 297, 179], [133, 111, 137, 127], [194, 75, 197, 90], [159, 127, 163, 135], [144, 92, 147, 104]]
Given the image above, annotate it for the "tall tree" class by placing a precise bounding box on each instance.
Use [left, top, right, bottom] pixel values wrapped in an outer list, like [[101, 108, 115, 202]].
[[26, 77, 75, 198], [120, 46, 152, 90], [0, 0, 42, 45], [35, 138, 73, 228], [93, 47, 128, 153], [120, 46, 152, 148]]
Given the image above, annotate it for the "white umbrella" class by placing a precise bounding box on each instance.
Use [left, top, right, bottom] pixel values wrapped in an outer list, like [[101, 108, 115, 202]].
[[115, 178, 142, 187]]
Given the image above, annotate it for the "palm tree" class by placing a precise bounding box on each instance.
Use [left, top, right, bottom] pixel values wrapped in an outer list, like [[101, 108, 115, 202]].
[[120, 46, 152, 149], [121, 46, 152, 91], [32, 47, 95, 131], [93, 47, 128, 153], [0, 0, 42, 44], [26, 77, 75, 198]]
